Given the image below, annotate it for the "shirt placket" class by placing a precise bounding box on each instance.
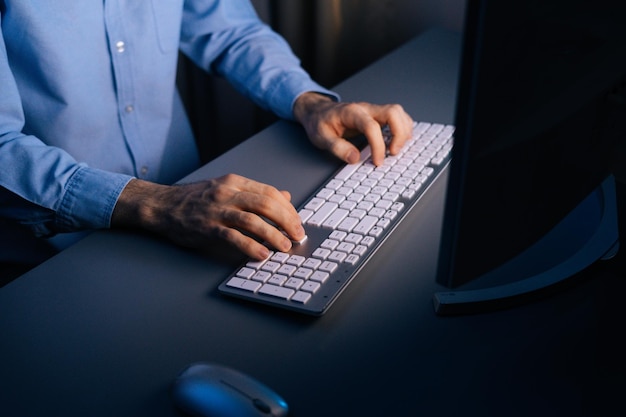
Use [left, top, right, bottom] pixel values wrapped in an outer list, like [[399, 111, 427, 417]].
[[103, 0, 152, 180]]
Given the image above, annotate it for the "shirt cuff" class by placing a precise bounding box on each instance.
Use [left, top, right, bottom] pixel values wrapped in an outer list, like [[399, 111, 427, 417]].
[[55, 165, 134, 232], [266, 73, 340, 121]]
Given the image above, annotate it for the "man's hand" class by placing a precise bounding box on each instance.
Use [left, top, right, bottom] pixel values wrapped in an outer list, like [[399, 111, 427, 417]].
[[293, 92, 414, 166], [111, 93, 412, 260], [111, 175, 305, 260]]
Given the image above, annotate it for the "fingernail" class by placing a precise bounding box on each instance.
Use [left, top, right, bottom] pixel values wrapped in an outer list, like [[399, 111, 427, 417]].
[[347, 149, 359, 164], [258, 246, 271, 260]]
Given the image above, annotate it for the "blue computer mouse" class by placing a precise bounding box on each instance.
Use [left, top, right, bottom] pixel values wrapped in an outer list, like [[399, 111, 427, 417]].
[[171, 362, 289, 417]]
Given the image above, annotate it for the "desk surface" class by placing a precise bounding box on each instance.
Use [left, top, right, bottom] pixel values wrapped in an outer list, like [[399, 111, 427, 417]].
[[2, 29, 625, 417]]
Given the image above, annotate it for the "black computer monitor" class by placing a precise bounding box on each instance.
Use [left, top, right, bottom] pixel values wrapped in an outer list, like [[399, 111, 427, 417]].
[[434, 0, 626, 314]]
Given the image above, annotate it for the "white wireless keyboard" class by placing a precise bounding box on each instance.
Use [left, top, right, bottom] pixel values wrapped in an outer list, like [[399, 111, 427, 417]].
[[218, 121, 454, 315]]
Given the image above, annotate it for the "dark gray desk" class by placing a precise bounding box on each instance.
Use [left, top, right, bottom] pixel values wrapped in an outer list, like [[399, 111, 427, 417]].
[[2, 29, 625, 417]]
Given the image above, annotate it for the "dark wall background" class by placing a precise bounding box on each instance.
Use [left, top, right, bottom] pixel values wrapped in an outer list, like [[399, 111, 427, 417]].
[[177, 0, 467, 163]]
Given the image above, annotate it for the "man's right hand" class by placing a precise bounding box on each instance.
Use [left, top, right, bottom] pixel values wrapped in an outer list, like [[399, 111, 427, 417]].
[[111, 174, 305, 260]]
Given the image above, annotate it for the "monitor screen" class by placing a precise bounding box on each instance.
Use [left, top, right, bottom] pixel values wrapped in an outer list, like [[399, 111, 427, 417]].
[[435, 0, 626, 312]]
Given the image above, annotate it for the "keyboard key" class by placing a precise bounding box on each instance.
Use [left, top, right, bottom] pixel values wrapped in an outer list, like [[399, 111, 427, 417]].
[[403, 189, 416, 199], [286, 255, 306, 266], [277, 264, 297, 276], [316, 188, 335, 199], [337, 242, 355, 253], [348, 209, 367, 220], [293, 267, 313, 280], [319, 261, 338, 273], [369, 207, 386, 218], [334, 147, 371, 180], [261, 261, 281, 273], [320, 239, 339, 250], [302, 258, 322, 269], [337, 216, 359, 232], [301, 281, 321, 293], [236, 267, 255, 279], [364, 194, 380, 204], [376, 218, 391, 229], [345, 233, 363, 244], [268, 274, 288, 286], [345, 254, 360, 265], [227, 277, 262, 292], [356, 201, 374, 211], [384, 210, 399, 221], [246, 255, 270, 269], [326, 179, 343, 190], [292, 291, 312, 303], [353, 245, 368, 256], [328, 251, 347, 263], [271, 252, 290, 263], [347, 193, 365, 203], [340, 200, 357, 210], [259, 284, 295, 299], [353, 216, 378, 235], [323, 208, 349, 228], [375, 199, 393, 210], [369, 226, 384, 237], [307, 202, 338, 226], [310, 271, 329, 283], [329, 230, 347, 240], [251, 271, 272, 282], [304, 197, 325, 212], [328, 194, 346, 204], [298, 209, 314, 223], [285, 278, 304, 290], [312, 248, 331, 259]]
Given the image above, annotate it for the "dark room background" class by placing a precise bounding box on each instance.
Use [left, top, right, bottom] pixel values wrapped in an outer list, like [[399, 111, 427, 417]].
[[176, 0, 467, 163]]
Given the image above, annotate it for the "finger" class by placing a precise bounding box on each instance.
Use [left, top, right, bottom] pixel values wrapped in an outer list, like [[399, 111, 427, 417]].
[[226, 208, 294, 255], [383, 105, 414, 155], [221, 174, 295, 217], [280, 190, 292, 202], [326, 136, 362, 165], [229, 182, 305, 243], [337, 102, 393, 166], [212, 174, 304, 243], [360, 103, 413, 156], [217, 224, 274, 261], [360, 117, 387, 166]]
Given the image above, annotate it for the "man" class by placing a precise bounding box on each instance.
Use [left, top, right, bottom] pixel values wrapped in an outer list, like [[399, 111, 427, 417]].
[[0, 0, 413, 268]]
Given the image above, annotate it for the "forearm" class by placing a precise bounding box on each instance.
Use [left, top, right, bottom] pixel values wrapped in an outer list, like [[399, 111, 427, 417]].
[[179, 1, 337, 121]]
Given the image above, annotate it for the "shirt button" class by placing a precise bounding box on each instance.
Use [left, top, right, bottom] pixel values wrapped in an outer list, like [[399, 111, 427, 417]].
[[116, 41, 125, 53], [125, 105, 134, 113], [140, 166, 149, 176]]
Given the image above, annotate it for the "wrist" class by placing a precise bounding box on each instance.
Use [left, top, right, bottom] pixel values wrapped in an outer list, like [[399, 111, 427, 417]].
[[293, 92, 335, 125], [111, 178, 169, 231]]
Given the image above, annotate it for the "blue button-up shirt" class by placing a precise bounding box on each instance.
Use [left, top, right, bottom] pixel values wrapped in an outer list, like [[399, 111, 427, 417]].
[[0, 0, 335, 262]]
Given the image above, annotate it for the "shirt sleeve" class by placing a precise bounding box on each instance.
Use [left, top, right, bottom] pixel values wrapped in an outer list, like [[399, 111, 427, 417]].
[[179, 0, 340, 121], [0, 25, 133, 237]]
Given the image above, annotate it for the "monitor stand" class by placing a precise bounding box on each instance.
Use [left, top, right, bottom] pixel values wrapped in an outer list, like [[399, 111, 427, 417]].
[[433, 175, 620, 315]]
